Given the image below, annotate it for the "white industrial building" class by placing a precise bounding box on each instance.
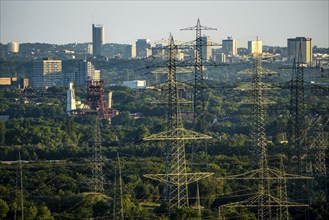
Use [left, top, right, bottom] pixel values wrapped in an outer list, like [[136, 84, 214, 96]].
[[66, 82, 77, 115], [123, 80, 146, 89]]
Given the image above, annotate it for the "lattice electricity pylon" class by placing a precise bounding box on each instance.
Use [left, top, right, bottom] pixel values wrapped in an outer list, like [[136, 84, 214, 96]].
[[311, 121, 329, 203], [218, 53, 312, 220], [90, 117, 105, 193], [143, 35, 213, 209], [236, 68, 277, 161], [237, 55, 277, 162], [313, 123, 327, 177], [278, 158, 289, 220], [181, 19, 217, 130], [288, 41, 305, 175]]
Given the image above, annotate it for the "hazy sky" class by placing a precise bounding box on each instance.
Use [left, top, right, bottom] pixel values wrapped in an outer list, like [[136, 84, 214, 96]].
[[1, 0, 328, 47]]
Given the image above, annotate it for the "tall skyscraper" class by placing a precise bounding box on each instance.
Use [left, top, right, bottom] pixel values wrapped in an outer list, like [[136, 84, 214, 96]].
[[200, 35, 212, 60], [136, 39, 151, 58], [248, 40, 263, 54], [33, 58, 62, 88], [92, 24, 105, 57], [222, 37, 237, 56], [287, 37, 312, 66]]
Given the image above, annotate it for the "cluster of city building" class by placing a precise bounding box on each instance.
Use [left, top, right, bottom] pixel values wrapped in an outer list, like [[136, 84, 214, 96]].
[[90, 24, 316, 65], [2, 23, 329, 91], [33, 58, 100, 88], [5, 24, 321, 65], [1, 23, 328, 122], [30, 57, 145, 89]]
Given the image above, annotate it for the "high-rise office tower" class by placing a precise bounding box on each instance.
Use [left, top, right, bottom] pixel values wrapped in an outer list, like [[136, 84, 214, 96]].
[[248, 40, 263, 54], [74, 60, 100, 87], [287, 37, 312, 66], [125, 45, 136, 59], [136, 39, 151, 58], [33, 58, 62, 88], [200, 35, 212, 60], [222, 37, 237, 56], [92, 24, 105, 56]]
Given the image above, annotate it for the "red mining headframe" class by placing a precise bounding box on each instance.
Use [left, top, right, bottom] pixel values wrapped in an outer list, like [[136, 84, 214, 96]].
[[86, 80, 111, 121]]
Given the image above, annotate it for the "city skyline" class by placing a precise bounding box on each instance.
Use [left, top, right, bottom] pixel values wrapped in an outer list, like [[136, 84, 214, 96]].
[[0, 0, 328, 47]]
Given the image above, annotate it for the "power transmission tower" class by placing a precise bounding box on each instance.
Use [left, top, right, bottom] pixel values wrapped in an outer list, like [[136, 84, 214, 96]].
[[112, 153, 124, 220], [196, 183, 202, 218], [312, 122, 328, 202], [278, 158, 289, 220], [19, 152, 24, 220], [117, 153, 124, 220], [144, 35, 213, 210], [218, 49, 312, 220], [90, 117, 105, 193], [15, 162, 18, 220], [289, 41, 305, 175], [113, 168, 117, 220], [13, 152, 25, 220], [313, 123, 327, 177], [181, 18, 217, 130]]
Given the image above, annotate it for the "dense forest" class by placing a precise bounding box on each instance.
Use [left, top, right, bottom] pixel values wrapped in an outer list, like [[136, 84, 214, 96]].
[[0, 57, 329, 219]]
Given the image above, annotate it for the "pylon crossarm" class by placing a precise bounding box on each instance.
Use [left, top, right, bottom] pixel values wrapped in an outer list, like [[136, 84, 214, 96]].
[[220, 194, 262, 208], [151, 100, 192, 105], [220, 193, 309, 208], [218, 168, 313, 180], [234, 83, 279, 91], [239, 97, 276, 105], [217, 169, 260, 180], [180, 22, 217, 31], [143, 127, 212, 141], [267, 168, 313, 180], [155, 81, 192, 90], [151, 67, 193, 74], [181, 26, 217, 31], [239, 68, 276, 76], [144, 172, 213, 185]]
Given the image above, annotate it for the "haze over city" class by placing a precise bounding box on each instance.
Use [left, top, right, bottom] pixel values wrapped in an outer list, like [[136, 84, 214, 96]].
[[1, 0, 328, 47]]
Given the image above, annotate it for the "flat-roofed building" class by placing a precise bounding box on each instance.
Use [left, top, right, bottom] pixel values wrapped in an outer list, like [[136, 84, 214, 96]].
[[222, 37, 237, 56], [136, 39, 151, 58], [248, 40, 263, 55], [92, 24, 105, 57], [0, 77, 29, 89], [123, 80, 146, 89], [125, 44, 136, 58], [287, 37, 312, 66], [200, 35, 212, 60], [33, 58, 62, 88], [66, 60, 101, 87]]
